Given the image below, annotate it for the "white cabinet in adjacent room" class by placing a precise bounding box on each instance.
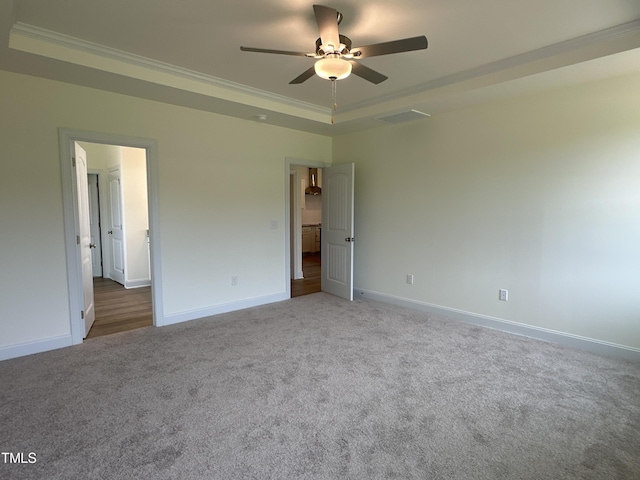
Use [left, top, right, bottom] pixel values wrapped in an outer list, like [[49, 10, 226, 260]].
[[302, 225, 321, 253]]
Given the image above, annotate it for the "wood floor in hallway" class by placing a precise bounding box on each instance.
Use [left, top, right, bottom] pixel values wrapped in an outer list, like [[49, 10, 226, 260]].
[[86, 277, 152, 339], [88, 252, 320, 339], [291, 252, 321, 297]]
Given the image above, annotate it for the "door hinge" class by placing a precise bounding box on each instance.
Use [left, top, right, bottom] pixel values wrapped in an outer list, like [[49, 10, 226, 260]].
[[81, 310, 85, 319], [77, 235, 80, 245], [72, 157, 76, 167]]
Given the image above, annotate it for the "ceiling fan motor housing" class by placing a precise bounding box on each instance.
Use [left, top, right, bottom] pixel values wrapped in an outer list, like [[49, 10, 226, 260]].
[[316, 35, 352, 57]]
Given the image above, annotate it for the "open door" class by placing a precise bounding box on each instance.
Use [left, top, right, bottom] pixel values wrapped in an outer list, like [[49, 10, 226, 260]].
[[321, 163, 354, 300], [74, 143, 96, 337], [107, 168, 126, 285]]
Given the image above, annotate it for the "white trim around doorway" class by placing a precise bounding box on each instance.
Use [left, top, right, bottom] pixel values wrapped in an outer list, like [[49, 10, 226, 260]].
[[58, 128, 164, 345], [284, 157, 330, 299]]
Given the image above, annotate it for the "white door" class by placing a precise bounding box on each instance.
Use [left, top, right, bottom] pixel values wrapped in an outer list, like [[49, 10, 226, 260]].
[[88, 174, 103, 277], [74, 143, 96, 336], [108, 169, 126, 285], [321, 163, 354, 301]]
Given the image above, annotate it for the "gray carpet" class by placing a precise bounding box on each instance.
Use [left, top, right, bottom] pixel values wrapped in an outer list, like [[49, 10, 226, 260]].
[[1, 293, 639, 479]]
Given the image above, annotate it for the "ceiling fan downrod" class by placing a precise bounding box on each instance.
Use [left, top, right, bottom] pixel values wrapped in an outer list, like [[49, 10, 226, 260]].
[[331, 78, 337, 124]]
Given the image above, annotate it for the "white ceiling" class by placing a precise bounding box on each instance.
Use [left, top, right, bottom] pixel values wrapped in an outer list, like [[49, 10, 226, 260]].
[[1, 0, 639, 135]]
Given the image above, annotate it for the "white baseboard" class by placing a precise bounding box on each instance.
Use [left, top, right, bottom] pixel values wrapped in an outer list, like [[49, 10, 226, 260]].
[[0, 334, 73, 361], [1, 293, 289, 360], [356, 288, 640, 363], [160, 292, 290, 327], [125, 278, 151, 289]]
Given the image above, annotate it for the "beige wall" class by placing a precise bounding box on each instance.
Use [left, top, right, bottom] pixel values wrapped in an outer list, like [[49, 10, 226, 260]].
[[2, 66, 639, 358], [79, 142, 121, 170], [334, 72, 640, 351], [121, 146, 150, 286], [0, 70, 331, 353]]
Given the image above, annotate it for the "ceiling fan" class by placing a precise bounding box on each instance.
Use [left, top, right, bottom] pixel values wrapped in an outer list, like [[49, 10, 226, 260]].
[[240, 4, 428, 85]]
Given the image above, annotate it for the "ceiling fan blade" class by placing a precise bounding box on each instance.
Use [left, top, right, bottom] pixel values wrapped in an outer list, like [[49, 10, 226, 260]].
[[289, 67, 317, 84], [313, 4, 340, 52], [352, 36, 428, 58], [240, 46, 311, 56], [349, 61, 388, 84]]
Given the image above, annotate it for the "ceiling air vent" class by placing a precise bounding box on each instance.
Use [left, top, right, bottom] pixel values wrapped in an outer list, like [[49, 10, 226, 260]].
[[376, 109, 431, 124]]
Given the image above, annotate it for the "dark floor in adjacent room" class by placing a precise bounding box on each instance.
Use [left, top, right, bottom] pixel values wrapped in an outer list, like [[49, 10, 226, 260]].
[[86, 277, 152, 339], [291, 252, 321, 297]]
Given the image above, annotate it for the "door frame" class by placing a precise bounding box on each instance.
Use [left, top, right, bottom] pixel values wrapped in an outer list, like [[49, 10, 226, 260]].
[[289, 169, 303, 280], [284, 157, 330, 298], [87, 171, 103, 278], [59, 128, 164, 344]]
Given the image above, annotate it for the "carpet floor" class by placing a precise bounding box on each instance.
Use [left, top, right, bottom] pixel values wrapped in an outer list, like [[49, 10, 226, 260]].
[[1, 293, 639, 479]]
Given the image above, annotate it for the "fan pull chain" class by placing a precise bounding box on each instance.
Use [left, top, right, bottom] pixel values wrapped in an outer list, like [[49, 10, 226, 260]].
[[331, 79, 337, 124]]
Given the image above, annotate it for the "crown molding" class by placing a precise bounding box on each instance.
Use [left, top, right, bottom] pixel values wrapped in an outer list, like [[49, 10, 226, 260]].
[[8, 18, 640, 129], [9, 22, 331, 120], [340, 18, 640, 116]]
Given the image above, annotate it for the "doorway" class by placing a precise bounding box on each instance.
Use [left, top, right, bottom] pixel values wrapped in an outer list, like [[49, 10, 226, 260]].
[[290, 165, 323, 297], [285, 159, 355, 301], [59, 129, 163, 345], [80, 142, 152, 338]]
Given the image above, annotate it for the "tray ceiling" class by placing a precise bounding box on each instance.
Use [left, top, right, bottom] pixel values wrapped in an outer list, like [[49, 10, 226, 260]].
[[1, 0, 639, 135]]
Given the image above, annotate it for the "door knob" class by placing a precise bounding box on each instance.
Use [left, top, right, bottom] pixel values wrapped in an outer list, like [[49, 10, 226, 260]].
[[108, 230, 113, 234], [89, 243, 97, 249], [345, 237, 355, 242]]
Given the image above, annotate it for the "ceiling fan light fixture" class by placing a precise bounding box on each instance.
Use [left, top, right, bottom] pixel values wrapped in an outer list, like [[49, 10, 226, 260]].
[[314, 56, 352, 81]]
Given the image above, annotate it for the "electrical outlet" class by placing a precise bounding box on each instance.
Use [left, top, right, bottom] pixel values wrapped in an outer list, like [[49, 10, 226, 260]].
[[231, 275, 238, 286], [406, 274, 414, 285], [499, 289, 508, 301]]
